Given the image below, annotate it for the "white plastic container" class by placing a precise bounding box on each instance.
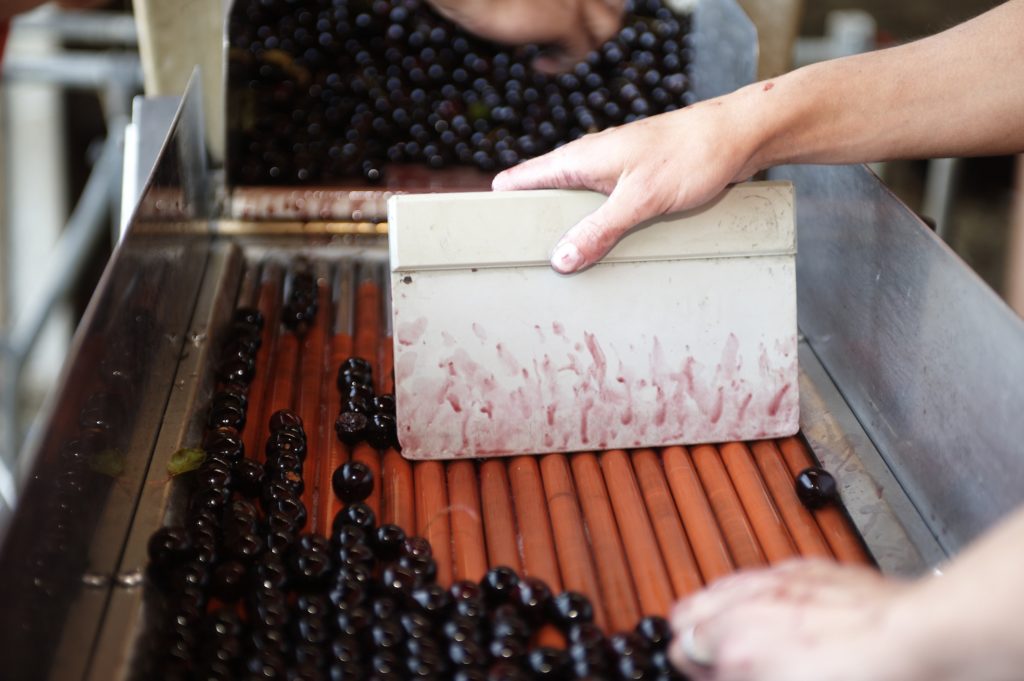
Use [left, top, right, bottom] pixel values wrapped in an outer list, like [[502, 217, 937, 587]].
[[388, 182, 798, 459]]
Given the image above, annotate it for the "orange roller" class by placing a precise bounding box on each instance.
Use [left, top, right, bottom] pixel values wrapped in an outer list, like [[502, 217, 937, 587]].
[[381, 450, 415, 534], [570, 453, 641, 634], [353, 278, 381, 361], [536, 625, 567, 650], [318, 330, 352, 537], [660, 447, 734, 583], [379, 334, 395, 395], [351, 442, 382, 519], [777, 435, 817, 478], [631, 449, 703, 597], [479, 460, 522, 572], [599, 450, 674, 618], [350, 275, 382, 517], [297, 281, 329, 531], [266, 333, 299, 419], [242, 268, 283, 464], [415, 461, 453, 587], [447, 461, 488, 583], [378, 335, 415, 533], [777, 437, 872, 565], [750, 440, 832, 559], [507, 457, 562, 592], [719, 442, 797, 565], [691, 445, 767, 569], [539, 454, 607, 631]]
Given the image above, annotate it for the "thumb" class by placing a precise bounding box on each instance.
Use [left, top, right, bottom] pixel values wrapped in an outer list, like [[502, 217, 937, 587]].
[[550, 179, 652, 274]]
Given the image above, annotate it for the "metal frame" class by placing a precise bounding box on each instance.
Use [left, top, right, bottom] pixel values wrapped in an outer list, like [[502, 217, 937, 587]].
[[772, 161, 1024, 555], [11, 1, 1024, 677], [690, 0, 758, 101], [0, 9, 142, 509]]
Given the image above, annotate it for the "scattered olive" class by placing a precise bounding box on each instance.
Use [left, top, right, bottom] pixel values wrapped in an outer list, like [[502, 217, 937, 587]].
[[795, 466, 839, 509]]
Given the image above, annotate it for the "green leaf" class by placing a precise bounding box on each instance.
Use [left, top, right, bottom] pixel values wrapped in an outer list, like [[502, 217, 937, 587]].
[[89, 448, 126, 477], [167, 447, 206, 476]]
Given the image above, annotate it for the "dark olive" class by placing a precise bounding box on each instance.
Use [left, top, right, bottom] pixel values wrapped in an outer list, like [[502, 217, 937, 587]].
[[331, 461, 374, 503], [795, 466, 839, 509]]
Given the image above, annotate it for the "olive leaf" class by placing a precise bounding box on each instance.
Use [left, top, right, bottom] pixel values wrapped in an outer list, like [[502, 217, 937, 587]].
[[89, 448, 126, 477], [167, 447, 206, 476]]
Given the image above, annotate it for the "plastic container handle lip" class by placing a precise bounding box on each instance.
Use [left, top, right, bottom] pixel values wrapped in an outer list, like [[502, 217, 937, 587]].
[[388, 183, 796, 272]]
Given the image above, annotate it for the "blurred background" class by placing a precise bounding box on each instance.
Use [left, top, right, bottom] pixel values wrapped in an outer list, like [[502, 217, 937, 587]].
[[0, 0, 1020, 475]]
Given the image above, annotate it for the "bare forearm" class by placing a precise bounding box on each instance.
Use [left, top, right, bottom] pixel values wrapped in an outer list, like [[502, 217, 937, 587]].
[[894, 506, 1024, 681], [739, 0, 1024, 173]]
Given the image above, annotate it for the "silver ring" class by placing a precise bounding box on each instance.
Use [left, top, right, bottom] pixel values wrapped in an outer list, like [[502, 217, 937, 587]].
[[680, 623, 715, 669]]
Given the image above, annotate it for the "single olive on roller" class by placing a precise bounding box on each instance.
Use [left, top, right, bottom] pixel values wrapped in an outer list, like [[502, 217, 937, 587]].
[[795, 466, 840, 510]]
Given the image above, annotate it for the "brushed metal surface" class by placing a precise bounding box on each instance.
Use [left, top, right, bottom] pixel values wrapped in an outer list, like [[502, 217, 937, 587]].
[[0, 72, 212, 681], [84, 245, 242, 681], [773, 162, 1024, 555], [798, 342, 944, 575], [691, 0, 759, 100]]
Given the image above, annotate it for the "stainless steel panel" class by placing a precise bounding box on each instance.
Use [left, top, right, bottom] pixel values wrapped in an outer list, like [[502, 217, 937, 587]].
[[86, 244, 243, 681], [0, 74, 212, 681], [798, 342, 944, 575], [691, 0, 758, 101], [771, 162, 1024, 555]]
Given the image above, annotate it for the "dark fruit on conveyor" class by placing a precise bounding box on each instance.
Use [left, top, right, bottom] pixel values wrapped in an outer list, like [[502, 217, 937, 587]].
[[335, 411, 369, 445], [147, 526, 191, 571], [367, 412, 398, 450], [265, 429, 307, 460], [513, 575, 553, 623], [227, 0, 691, 184], [203, 429, 244, 461], [338, 359, 373, 391], [207, 402, 246, 431], [372, 523, 407, 561], [341, 357, 372, 373], [372, 393, 396, 415], [636, 615, 672, 649], [145, 302, 696, 681], [527, 646, 572, 678], [217, 358, 254, 385], [331, 460, 373, 503], [334, 501, 376, 533], [282, 264, 319, 332], [795, 466, 839, 509], [481, 565, 519, 605], [552, 590, 595, 628], [269, 408, 303, 433], [233, 306, 264, 330]]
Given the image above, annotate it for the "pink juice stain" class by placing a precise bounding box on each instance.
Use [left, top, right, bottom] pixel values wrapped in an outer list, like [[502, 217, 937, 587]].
[[396, 316, 428, 346], [768, 383, 791, 416]]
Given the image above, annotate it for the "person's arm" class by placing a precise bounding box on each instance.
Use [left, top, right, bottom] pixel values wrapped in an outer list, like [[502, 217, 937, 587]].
[[425, 0, 624, 72], [667, 505, 1024, 681], [494, 0, 1024, 273]]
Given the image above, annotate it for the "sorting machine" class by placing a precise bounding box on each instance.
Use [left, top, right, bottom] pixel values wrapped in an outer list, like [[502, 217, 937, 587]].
[[1, 1, 1023, 679]]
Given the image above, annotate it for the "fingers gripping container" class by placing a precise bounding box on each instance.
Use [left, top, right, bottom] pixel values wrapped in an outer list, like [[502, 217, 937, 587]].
[[388, 181, 798, 459]]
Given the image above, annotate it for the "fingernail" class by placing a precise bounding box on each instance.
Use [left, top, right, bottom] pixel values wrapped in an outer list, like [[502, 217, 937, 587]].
[[491, 172, 510, 191], [551, 242, 584, 273]]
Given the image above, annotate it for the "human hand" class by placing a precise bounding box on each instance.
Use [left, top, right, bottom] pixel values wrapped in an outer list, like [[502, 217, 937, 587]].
[[425, 0, 624, 72], [491, 94, 766, 273], [668, 560, 916, 681]]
